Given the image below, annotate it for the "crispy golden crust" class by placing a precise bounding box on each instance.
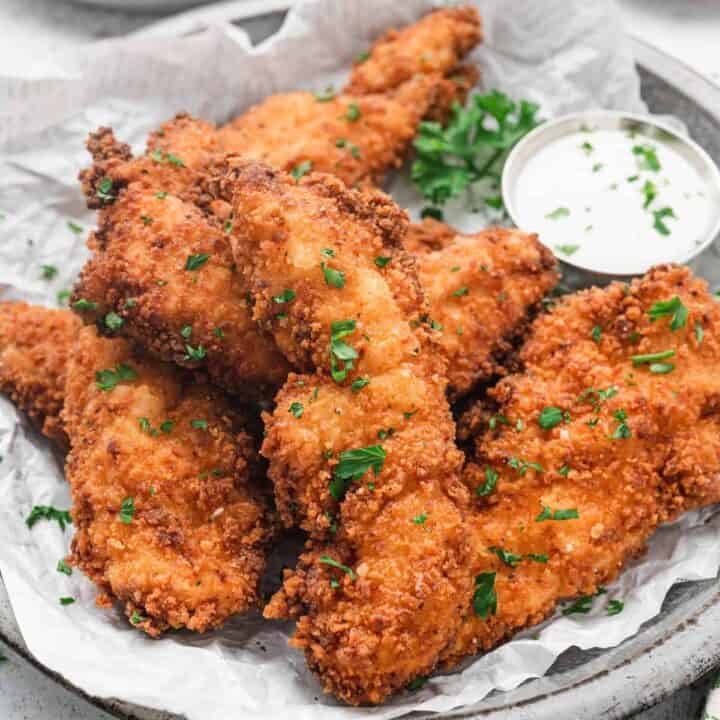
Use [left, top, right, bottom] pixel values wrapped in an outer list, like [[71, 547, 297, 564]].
[[75, 119, 290, 398], [218, 75, 459, 189], [409, 220, 559, 397], [443, 265, 720, 666], [346, 6, 482, 95], [204, 159, 472, 704], [63, 325, 275, 635], [0, 302, 80, 447]]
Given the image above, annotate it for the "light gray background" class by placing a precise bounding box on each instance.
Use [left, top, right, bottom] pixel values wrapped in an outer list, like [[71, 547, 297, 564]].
[[0, 0, 718, 718]]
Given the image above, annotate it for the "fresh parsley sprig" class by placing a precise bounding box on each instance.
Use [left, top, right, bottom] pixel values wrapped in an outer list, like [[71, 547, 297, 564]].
[[411, 91, 541, 207]]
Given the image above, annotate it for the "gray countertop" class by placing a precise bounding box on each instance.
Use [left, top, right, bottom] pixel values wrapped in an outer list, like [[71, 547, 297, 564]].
[[0, 1, 717, 718]]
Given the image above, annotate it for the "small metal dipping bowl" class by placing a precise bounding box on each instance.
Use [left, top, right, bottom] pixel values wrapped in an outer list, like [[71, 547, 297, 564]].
[[501, 110, 720, 277]]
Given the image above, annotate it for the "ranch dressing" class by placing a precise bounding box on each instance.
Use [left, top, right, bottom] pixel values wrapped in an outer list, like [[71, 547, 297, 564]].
[[512, 128, 714, 274]]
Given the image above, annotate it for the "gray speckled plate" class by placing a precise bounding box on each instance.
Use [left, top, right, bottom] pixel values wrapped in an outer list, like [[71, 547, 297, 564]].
[[1, 12, 720, 719]]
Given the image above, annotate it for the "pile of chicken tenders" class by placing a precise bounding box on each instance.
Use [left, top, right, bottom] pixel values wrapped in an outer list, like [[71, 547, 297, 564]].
[[2, 6, 720, 706]]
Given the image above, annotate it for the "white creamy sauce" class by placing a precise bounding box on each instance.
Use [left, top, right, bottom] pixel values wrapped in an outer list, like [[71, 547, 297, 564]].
[[512, 129, 714, 274]]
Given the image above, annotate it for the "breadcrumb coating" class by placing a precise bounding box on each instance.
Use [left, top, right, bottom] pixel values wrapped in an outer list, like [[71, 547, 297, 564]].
[[203, 158, 473, 704], [63, 325, 275, 635], [0, 302, 80, 447], [443, 265, 720, 666]]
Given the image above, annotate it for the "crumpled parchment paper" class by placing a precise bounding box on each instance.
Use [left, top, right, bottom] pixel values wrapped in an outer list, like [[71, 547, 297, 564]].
[[1, 1, 719, 718]]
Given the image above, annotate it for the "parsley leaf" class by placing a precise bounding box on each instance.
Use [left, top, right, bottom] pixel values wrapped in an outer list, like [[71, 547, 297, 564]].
[[488, 546, 522, 568], [119, 497, 135, 524], [346, 103, 361, 122], [73, 298, 97, 312], [652, 207, 676, 236], [26, 505, 72, 530], [104, 312, 123, 331], [607, 599, 624, 616], [633, 144, 661, 172], [642, 179, 658, 209], [647, 296, 688, 330], [411, 90, 540, 206], [477, 467, 498, 497], [472, 572, 497, 619], [272, 289, 296, 304], [538, 406, 563, 430], [631, 349, 675, 366], [95, 364, 137, 392], [291, 160, 313, 181], [536, 506, 579, 522], [329, 319, 358, 383], [185, 253, 210, 271], [546, 207, 570, 220], [351, 377, 370, 393], [329, 445, 386, 501], [319, 555, 356, 581], [555, 244, 579, 256], [41, 264, 58, 280], [321, 261, 346, 289], [289, 402, 304, 418], [57, 559, 72, 576], [374, 256, 391, 268]]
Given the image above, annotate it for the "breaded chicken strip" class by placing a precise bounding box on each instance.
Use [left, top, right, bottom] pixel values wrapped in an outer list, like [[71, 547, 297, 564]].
[[346, 6, 482, 95], [0, 302, 80, 447], [74, 120, 290, 398], [203, 159, 472, 704], [218, 74, 471, 189], [63, 325, 275, 635], [441, 265, 720, 667], [407, 219, 559, 397]]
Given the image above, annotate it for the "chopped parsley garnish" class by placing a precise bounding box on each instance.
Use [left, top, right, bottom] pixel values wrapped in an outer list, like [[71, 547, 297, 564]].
[[184, 344, 206, 361], [607, 599, 624, 616], [355, 51, 370, 63], [141, 215, 153, 226], [592, 162, 604, 173], [420, 206, 444, 221], [631, 349, 675, 366], [319, 555, 356, 581], [104, 312, 123, 331], [321, 261, 346, 288], [509, 457, 544, 476], [649, 362, 675, 374], [562, 595, 593, 616], [489, 414, 509, 430], [472, 572, 497, 619], [59, 597, 75, 606], [320, 247, 335, 257], [289, 402, 304, 418], [185, 253, 210, 271], [329, 319, 358, 383], [488, 546, 522, 568], [57, 290, 70, 305], [272, 289, 296, 304], [224, 220, 233, 234], [119, 497, 135, 524], [181, 325, 192, 339], [558, 465, 570, 477], [627, 175, 639, 183], [536, 506, 579, 522], [313, 86, 336, 102], [329, 445, 386, 501], [546, 207, 570, 220], [151, 149, 186, 167], [538, 406, 564, 430], [41, 264, 58, 280], [26, 505, 72, 530], [647, 296, 687, 330], [67, 221, 83, 235], [412, 513, 428, 525], [411, 91, 540, 206], [374, 256, 391, 268], [160, 421, 174, 434], [695, 321, 704, 345], [345, 103, 361, 122], [73, 298, 97, 312], [130, 611, 147, 625], [642, 179, 658, 209], [138, 417, 159, 436], [190, 419, 208, 431], [291, 160, 313, 181], [555, 244, 579, 256], [95, 363, 137, 392], [611, 409, 631, 439], [213, 327, 224, 339], [452, 286, 469, 298], [485, 195, 503, 210], [351, 377, 370, 393], [580, 141, 594, 155], [526, 553, 549, 563], [97, 177, 115, 203], [407, 677, 428, 691], [57, 559, 72, 576], [591, 325, 602, 343], [652, 207, 676, 235], [633, 143, 661, 172], [377, 427, 395, 440], [155, 191, 167, 199]]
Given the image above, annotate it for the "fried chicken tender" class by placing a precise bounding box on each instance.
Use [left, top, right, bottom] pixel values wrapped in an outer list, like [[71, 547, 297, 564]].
[[346, 6, 482, 96], [74, 120, 290, 398], [203, 159, 473, 704], [63, 324, 275, 635], [218, 75, 468, 189], [0, 302, 80, 447], [407, 219, 559, 397], [441, 264, 720, 667]]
